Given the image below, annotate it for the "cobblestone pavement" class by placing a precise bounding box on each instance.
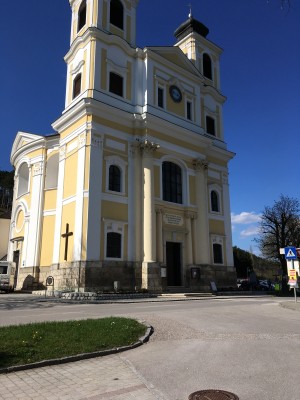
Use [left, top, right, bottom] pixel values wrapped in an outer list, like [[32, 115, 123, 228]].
[[0, 355, 165, 400]]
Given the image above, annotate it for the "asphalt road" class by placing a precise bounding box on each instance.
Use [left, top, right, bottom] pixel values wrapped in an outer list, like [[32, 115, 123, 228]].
[[0, 294, 299, 400]]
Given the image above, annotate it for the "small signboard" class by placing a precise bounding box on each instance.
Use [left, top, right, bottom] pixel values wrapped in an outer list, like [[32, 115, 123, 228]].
[[285, 247, 297, 260], [288, 269, 297, 284]]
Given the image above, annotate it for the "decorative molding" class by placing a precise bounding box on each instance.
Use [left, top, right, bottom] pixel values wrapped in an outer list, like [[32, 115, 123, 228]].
[[71, 60, 85, 76], [78, 133, 86, 149], [59, 145, 66, 161], [138, 139, 160, 157], [91, 135, 103, 148], [33, 162, 43, 177], [193, 159, 208, 171], [222, 172, 229, 184]]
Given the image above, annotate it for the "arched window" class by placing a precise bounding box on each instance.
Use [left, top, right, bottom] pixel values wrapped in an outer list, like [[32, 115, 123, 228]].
[[77, 0, 87, 32], [203, 53, 212, 80], [162, 161, 182, 204], [213, 243, 223, 264], [45, 153, 59, 190], [17, 163, 29, 197], [73, 73, 82, 99], [109, 72, 123, 97], [109, 165, 121, 192], [211, 190, 220, 212], [110, 0, 124, 30], [106, 232, 121, 258]]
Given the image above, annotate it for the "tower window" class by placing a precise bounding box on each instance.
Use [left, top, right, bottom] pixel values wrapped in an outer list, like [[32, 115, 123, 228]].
[[158, 87, 164, 108], [213, 243, 223, 264], [211, 190, 220, 212], [110, 0, 124, 30], [109, 165, 121, 192], [73, 73, 82, 99], [206, 116, 215, 136], [162, 161, 182, 204], [187, 101, 192, 120], [203, 53, 212, 80], [106, 232, 122, 258], [109, 72, 123, 97], [77, 0, 87, 32]]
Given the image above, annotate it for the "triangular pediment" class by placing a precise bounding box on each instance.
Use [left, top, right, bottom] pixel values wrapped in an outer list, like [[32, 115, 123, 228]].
[[146, 46, 201, 78], [11, 132, 45, 164]]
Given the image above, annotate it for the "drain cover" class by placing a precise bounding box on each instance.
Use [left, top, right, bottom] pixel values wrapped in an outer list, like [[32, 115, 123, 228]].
[[188, 389, 239, 400]]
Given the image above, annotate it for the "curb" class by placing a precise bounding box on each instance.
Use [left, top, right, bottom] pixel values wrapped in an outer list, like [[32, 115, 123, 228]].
[[0, 324, 153, 375]]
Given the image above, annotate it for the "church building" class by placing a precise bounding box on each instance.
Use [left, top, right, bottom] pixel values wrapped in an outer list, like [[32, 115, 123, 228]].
[[8, 0, 236, 292]]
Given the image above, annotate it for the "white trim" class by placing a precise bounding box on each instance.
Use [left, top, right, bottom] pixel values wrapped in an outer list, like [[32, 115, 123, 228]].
[[104, 219, 127, 261], [105, 155, 127, 195], [209, 184, 222, 214], [43, 210, 57, 217], [211, 235, 224, 266]]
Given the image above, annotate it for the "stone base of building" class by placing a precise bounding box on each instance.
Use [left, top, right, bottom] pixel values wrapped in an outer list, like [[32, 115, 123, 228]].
[[15, 261, 236, 293]]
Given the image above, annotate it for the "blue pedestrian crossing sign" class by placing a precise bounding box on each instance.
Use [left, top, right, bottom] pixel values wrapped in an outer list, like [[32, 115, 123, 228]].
[[284, 246, 297, 260]]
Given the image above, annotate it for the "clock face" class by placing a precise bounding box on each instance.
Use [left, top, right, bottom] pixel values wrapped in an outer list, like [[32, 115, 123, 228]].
[[169, 85, 182, 103]]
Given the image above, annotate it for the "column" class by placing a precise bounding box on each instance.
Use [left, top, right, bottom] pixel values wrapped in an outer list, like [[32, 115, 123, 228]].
[[26, 161, 45, 267], [73, 132, 87, 261], [193, 159, 210, 264], [185, 212, 193, 265], [53, 145, 66, 264], [222, 172, 234, 266], [140, 139, 159, 263], [86, 132, 103, 260], [156, 208, 163, 263]]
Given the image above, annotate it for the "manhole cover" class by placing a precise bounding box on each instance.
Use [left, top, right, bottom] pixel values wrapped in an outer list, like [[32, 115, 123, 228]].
[[188, 389, 239, 400]]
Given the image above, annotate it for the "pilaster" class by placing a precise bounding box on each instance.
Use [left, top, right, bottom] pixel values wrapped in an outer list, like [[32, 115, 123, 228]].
[[193, 159, 210, 264]]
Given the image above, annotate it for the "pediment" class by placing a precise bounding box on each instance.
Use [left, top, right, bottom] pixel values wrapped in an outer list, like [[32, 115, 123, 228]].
[[11, 132, 45, 164], [147, 46, 201, 77]]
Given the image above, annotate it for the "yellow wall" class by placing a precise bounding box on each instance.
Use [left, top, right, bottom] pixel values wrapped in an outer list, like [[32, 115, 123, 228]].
[[209, 219, 225, 236], [189, 175, 196, 205], [44, 189, 57, 210], [81, 197, 89, 259], [63, 151, 78, 199], [40, 215, 55, 266], [102, 201, 127, 221], [101, 48, 107, 90], [60, 202, 76, 262]]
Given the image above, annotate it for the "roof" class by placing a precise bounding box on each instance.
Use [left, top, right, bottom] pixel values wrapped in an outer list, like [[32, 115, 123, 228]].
[[174, 16, 209, 41]]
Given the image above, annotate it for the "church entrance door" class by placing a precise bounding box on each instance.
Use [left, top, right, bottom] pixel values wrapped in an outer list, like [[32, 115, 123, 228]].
[[166, 242, 182, 286]]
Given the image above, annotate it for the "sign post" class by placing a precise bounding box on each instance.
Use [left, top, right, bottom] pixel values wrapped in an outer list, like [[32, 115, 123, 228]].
[[285, 247, 298, 302]]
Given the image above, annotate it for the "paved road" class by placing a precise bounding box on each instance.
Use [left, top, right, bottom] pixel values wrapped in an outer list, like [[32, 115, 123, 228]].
[[0, 294, 299, 399]]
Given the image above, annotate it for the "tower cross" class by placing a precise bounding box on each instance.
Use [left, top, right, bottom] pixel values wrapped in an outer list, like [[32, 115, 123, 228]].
[[61, 223, 73, 261], [187, 2, 192, 18]]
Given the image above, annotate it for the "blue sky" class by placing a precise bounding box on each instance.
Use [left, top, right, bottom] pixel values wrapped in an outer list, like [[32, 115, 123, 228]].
[[1, 0, 300, 254]]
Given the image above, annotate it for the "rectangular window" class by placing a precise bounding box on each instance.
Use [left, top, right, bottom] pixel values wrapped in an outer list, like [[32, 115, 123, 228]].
[[109, 72, 123, 97], [206, 116, 215, 136], [106, 232, 121, 258], [213, 243, 223, 264], [187, 101, 192, 120], [158, 87, 164, 108]]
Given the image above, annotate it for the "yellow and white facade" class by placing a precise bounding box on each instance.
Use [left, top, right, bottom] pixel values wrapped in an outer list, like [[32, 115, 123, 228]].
[[8, 0, 236, 292]]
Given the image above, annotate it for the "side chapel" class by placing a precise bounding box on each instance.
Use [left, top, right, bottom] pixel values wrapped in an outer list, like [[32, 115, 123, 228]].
[[8, 0, 236, 292]]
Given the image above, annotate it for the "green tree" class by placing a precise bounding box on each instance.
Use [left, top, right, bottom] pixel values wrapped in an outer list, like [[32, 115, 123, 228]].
[[0, 170, 14, 190], [255, 195, 300, 276], [233, 246, 253, 278]]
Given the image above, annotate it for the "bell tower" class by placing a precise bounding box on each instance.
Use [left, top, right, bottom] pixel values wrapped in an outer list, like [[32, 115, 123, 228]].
[[174, 12, 222, 91], [64, 0, 139, 109]]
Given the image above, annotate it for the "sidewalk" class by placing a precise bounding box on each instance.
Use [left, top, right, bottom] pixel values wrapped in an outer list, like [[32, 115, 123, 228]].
[[0, 354, 165, 400]]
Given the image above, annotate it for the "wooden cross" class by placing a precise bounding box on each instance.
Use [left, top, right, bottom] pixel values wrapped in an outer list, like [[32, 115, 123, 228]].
[[61, 223, 73, 261]]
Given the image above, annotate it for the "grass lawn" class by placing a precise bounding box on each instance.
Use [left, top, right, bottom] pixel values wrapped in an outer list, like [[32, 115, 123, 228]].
[[0, 317, 146, 369]]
